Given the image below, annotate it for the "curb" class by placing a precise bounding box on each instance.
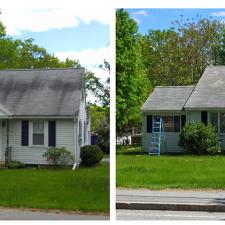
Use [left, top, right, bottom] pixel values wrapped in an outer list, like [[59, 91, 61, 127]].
[[116, 202, 225, 212]]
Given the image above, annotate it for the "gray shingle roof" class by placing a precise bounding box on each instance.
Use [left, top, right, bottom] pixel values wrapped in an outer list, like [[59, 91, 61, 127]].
[[141, 86, 194, 112], [185, 66, 225, 109], [0, 68, 84, 116]]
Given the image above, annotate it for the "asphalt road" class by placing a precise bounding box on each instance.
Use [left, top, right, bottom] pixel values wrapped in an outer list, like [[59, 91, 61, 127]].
[[0, 208, 109, 220], [117, 209, 225, 220], [117, 188, 225, 205]]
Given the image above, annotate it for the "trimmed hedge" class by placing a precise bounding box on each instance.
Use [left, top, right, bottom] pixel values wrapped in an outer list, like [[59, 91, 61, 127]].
[[179, 122, 221, 155], [80, 145, 103, 166]]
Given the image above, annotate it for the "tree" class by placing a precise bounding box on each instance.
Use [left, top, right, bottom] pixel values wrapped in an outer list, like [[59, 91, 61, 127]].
[[86, 59, 110, 153], [85, 71, 110, 107], [141, 16, 225, 86], [90, 104, 109, 153], [116, 9, 152, 136]]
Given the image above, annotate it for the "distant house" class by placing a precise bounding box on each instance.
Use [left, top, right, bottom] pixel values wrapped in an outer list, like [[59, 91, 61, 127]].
[[0, 68, 91, 166], [141, 66, 225, 152]]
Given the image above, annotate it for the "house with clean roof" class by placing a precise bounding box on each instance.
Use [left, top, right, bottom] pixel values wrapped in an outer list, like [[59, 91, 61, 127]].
[[0, 68, 91, 166], [141, 66, 225, 153]]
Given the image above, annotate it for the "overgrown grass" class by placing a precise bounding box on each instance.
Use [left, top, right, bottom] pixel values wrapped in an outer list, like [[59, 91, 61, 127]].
[[0, 163, 109, 212], [117, 154, 225, 189]]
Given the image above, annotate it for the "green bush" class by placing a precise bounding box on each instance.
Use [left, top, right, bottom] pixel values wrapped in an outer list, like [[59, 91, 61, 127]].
[[7, 160, 25, 169], [43, 147, 74, 166], [80, 145, 103, 167], [179, 122, 221, 155]]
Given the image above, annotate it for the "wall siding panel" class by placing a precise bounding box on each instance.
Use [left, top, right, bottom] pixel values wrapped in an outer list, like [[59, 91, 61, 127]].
[[7, 119, 74, 165]]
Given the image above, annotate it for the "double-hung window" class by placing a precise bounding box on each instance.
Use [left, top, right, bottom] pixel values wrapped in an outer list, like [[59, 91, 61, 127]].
[[33, 121, 44, 145], [209, 112, 225, 133], [162, 116, 181, 132]]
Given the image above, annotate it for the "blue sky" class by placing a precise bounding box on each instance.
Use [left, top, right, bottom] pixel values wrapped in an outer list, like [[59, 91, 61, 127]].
[[12, 21, 109, 54], [126, 9, 225, 34], [0, 1, 110, 81]]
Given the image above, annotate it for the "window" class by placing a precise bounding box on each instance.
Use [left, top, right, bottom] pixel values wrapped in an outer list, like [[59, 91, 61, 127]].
[[209, 112, 218, 132], [162, 116, 174, 132], [33, 121, 44, 145], [162, 116, 181, 132]]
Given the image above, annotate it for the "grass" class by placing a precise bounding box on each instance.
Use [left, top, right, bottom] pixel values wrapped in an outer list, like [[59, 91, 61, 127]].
[[0, 162, 109, 212], [117, 151, 225, 190]]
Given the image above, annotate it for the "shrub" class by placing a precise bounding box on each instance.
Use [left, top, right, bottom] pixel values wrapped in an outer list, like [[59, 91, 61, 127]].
[[7, 160, 25, 169], [43, 147, 74, 166], [80, 145, 103, 167], [179, 122, 221, 155]]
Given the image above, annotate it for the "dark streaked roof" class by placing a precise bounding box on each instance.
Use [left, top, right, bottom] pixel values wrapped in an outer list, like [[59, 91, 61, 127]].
[[185, 66, 225, 109], [0, 68, 84, 116], [141, 86, 194, 112]]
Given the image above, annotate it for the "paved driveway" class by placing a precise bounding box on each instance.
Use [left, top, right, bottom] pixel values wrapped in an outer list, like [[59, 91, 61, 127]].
[[0, 208, 109, 220]]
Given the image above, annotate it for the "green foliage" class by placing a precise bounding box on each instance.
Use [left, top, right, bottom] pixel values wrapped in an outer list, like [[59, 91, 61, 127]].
[[7, 160, 25, 169], [117, 155, 225, 189], [0, 35, 80, 70], [141, 17, 225, 86], [179, 122, 221, 155], [116, 9, 152, 136], [80, 145, 103, 167], [85, 71, 110, 107], [0, 165, 109, 212], [43, 147, 74, 166], [90, 105, 109, 153]]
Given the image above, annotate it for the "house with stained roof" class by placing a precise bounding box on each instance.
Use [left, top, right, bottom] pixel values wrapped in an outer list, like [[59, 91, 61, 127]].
[[0, 68, 91, 167], [141, 66, 225, 153]]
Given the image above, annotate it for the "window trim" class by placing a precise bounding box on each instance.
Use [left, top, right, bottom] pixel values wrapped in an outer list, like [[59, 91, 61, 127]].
[[29, 120, 48, 147]]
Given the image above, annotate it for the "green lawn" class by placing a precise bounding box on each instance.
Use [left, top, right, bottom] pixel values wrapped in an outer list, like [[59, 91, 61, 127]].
[[0, 163, 109, 212], [117, 154, 225, 189]]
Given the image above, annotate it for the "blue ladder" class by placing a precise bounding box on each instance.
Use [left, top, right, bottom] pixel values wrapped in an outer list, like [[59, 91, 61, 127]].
[[148, 116, 165, 156]]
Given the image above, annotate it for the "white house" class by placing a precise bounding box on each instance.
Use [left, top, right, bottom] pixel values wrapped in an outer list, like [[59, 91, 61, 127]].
[[0, 68, 91, 166], [141, 66, 225, 153]]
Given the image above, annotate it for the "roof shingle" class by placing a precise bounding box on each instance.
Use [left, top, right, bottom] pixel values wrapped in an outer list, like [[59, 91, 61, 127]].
[[185, 66, 225, 109], [0, 68, 84, 116], [141, 86, 194, 112]]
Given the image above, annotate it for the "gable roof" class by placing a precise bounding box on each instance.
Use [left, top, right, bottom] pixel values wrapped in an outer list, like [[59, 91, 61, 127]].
[[184, 66, 225, 110], [0, 68, 84, 117], [141, 86, 194, 112]]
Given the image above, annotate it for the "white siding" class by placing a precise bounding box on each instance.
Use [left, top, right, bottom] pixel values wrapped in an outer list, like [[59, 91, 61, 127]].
[[6, 119, 74, 165], [143, 132, 184, 153], [1, 120, 7, 161], [78, 96, 91, 147]]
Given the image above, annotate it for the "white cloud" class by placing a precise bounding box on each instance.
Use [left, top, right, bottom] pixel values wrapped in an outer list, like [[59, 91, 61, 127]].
[[0, 1, 109, 35], [132, 10, 149, 17], [55, 47, 110, 81], [212, 11, 225, 17]]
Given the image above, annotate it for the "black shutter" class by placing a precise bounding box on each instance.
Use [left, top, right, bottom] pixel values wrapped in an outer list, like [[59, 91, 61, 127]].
[[181, 115, 186, 128], [147, 115, 152, 133], [48, 121, 56, 147], [201, 111, 208, 125], [21, 120, 29, 146]]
